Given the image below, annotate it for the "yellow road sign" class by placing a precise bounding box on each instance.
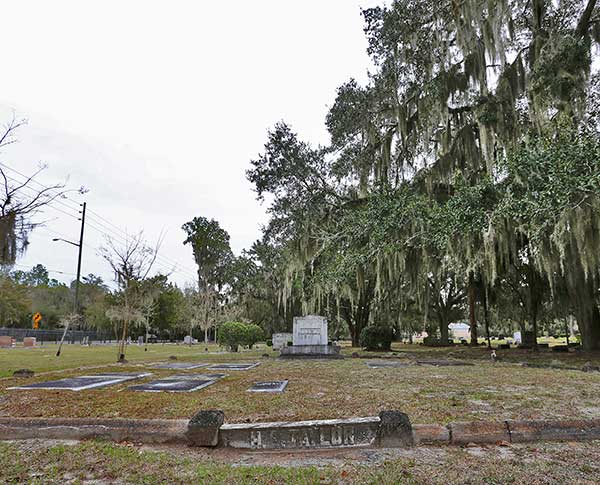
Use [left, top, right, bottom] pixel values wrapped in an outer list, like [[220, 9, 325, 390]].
[[33, 312, 42, 329]]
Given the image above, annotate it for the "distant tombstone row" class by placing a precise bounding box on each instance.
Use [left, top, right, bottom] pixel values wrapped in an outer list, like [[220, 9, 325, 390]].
[[0, 336, 36, 348]]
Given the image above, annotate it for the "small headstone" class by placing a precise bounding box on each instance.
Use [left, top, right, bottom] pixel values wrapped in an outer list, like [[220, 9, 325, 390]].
[[137, 336, 144, 345], [351, 352, 360, 358], [13, 369, 34, 378], [247, 380, 288, 393], [23, 337, 36, 347], [272, 333, 293, 350], [169, 355, 178, 360], [513, 331, 522, 344], [0, 336, 12, 347]]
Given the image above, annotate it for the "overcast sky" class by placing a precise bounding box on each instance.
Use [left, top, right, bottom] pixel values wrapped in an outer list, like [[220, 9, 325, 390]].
[[2, 1, 375, 288]]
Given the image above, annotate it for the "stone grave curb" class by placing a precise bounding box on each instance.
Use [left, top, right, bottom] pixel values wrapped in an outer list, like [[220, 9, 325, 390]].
[[2, 415, 600, 449], [0, 417, 188, 444]]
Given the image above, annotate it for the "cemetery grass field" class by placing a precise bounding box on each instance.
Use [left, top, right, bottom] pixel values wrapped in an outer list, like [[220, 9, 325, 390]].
[[1, 438, 600, 484], [2, 343, 600, 425]]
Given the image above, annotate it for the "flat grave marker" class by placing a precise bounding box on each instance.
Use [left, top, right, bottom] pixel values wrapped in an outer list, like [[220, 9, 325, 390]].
[[247, 380, 288, 393], [168, 373, 227, 380], [416, 359, 474, 367], [128, 378, 216, 393], [207, 363, 260, 371], [9, 372, 151, 392], [152, 362, 209, 370], [92, 372, 153, 378], [366, 361, 411, 369]]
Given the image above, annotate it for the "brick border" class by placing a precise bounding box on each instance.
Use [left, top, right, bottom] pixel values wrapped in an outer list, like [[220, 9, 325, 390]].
[[1, 415, 600, 449]]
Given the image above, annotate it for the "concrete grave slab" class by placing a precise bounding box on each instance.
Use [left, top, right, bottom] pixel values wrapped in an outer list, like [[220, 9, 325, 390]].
[[366, 361, 411, 369], [152, 362, 209, 370], [91, 372, 152, 379], [248, 380, 288, 393], [207, 363, 260, 371], [168, 373, 227, 381], [9, 375, 141, 392], [128, 378, 216, 393], [9, 372, 151, 391]]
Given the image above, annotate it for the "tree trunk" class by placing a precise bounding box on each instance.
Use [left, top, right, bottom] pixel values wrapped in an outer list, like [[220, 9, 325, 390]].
[[482, 290, 491, 349], [531, 310, 539, 352], [439, 314, 449, 344], [575, 280, 600, 350], [118, 318, 128, 362], [468, 277, 478, 346], [350, 322, 360, 347]]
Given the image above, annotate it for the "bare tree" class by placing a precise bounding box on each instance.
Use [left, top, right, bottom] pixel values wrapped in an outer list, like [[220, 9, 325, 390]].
[[185, 289, 218, 346], [0, 116, 83, 266], [99, 231, 164, 361], [139, 288, 160, 351]]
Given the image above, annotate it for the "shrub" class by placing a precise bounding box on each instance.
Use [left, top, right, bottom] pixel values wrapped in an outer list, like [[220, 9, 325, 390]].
[[359, 326, 394, 351], [243, 324, 264, 349], [217, 322, 265, 351], [217, 322, 248, 352]]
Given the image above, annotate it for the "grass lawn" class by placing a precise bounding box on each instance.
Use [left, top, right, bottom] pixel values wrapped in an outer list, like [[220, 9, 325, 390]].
[[0, 342, 257, 378], [1, 438, 600, 484], [2, 342, 600, 424]]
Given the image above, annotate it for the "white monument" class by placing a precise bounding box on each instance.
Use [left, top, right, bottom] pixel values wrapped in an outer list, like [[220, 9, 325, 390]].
[[272, 333, 293, 350], [279, 315, 341, 358], [292, 315, 328, 346]]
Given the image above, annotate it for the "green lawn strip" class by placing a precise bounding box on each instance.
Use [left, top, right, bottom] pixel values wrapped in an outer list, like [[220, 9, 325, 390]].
[[0, 441, 329, 485], [1, 439, 600, 484], [0, 343, 273, 378]]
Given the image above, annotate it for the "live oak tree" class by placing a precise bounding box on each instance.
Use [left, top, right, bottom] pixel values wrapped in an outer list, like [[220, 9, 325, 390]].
[[182, 216, 235, 341], [248, 0, 600, 348]]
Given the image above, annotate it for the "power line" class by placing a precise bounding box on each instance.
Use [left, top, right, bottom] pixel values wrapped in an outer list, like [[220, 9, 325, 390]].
[[3, 166, 195, 273], [1, 162, 198, 282], [11, 262, 77, 277], [3, 166, 198, 279]]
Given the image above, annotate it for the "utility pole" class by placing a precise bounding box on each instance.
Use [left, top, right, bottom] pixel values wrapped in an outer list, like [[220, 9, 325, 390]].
[[74, 202, 86, 314], [55, 202, 86, 357]]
